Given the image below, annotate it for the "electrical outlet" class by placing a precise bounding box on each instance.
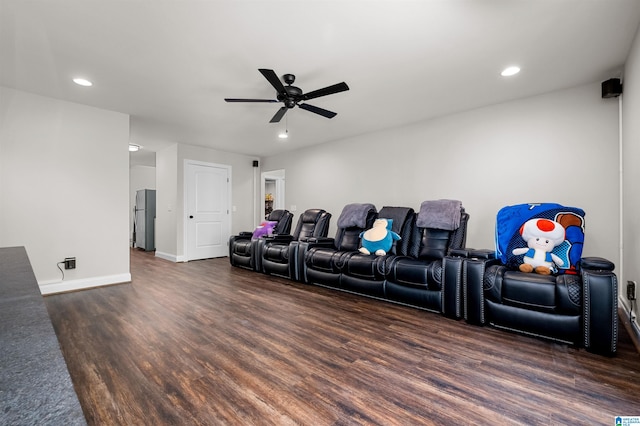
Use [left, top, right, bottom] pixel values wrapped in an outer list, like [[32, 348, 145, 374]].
[[627, 280, 636, 301], [64, 257, 76, 270]]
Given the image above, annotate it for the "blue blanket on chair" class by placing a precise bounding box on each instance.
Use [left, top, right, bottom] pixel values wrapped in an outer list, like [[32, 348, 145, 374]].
[[495, 203, 586, 274]]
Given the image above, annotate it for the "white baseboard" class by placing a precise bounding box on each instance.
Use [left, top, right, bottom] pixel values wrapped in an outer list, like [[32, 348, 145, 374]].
[[39, 273, 132, 295], [619, 300, 640, 354], [155, 251, 188, 262]]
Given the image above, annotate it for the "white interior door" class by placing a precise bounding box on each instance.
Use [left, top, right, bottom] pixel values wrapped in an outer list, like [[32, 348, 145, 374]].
[[185, 161, 230, 261]]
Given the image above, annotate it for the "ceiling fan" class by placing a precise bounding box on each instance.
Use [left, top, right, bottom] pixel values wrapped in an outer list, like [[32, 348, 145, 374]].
[[225, 69, 349, 123]]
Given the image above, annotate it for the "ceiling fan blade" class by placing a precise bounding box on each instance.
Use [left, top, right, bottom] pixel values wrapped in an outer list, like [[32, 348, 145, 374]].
[[269, 107, 288, 123], [302, 82, 349, 101], [298, 103, 337, 119], [259, 69, 287, 96], [224, 98, 278, 103]]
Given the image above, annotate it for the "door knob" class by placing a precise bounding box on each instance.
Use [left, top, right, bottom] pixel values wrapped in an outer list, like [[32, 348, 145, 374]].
[[189, 215, 194, 219]]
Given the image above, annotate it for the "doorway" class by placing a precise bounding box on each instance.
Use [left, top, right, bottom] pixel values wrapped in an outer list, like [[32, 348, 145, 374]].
[[184, 160, 231, 261], [261, 170, 285, 220]]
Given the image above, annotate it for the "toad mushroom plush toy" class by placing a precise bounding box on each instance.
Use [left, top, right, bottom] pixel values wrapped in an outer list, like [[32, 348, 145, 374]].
[[512, 218, 565, 275], [359, 218, 401, 256]]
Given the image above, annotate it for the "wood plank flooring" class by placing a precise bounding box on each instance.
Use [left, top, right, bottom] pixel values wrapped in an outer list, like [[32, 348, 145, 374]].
[[44, 249, 640, 425]]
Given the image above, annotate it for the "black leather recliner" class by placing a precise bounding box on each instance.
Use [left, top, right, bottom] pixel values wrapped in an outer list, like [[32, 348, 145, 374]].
[[302, 203, 378, 288], [459, 204, 618, 355], [340, 206, 416, 297], [462, 253, 618, 354], [384, 201, 469, 316], [228, 209, 293, 271], [260, 209, 331, 280]]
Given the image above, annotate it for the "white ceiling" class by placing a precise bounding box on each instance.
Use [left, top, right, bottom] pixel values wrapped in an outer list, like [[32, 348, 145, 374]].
[[2, 0, 640, 164]]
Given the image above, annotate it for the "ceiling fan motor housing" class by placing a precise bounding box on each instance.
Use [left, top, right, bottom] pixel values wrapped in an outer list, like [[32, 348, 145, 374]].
[[278, 85, 303, 108]]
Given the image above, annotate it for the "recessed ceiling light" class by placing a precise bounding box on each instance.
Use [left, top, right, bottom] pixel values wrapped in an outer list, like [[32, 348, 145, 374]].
[[129, 144, 141, 152], [73, 77, 93, 87], [501, 66, 521, 77]]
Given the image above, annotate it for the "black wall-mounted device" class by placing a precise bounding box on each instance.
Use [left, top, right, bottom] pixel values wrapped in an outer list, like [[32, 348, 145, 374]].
[[628, 280, 636, 301], [64, 257, 76, 270], [602, 78, 623, 98]]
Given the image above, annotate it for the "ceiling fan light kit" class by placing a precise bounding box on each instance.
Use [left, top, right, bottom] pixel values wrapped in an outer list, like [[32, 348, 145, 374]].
[[225, 68, 349, 123]]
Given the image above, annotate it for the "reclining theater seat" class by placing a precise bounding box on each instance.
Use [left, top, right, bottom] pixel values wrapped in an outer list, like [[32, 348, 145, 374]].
[[261, 208, 331, 280], [340, 206, 416, 297], [384, 200, 469, 316], [303, 203, 378, 288], [463, 203, 618, 355], [228, 209, 293, 271]]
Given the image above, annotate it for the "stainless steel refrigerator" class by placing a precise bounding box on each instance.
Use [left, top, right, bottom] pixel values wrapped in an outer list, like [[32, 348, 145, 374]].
[[134, 189, 156, 251]]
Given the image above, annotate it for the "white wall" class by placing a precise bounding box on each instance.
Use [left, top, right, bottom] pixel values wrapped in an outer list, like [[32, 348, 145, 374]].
[[129, 164, 156, 244], [154, 142, 258, 261], [262, 82, 620, 267], [0, 87, 130, 294], [622, 25, 640, 326], [155, 144, 178, 260]]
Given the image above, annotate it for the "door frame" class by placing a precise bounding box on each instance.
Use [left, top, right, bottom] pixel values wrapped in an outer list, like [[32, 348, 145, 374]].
[[183, 159, 232, 261], [261, 169, 285, 221]]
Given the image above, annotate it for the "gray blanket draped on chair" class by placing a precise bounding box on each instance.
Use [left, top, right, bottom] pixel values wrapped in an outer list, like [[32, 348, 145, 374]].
[[337, 203, 377, 228], [416, 199, 462, 230]]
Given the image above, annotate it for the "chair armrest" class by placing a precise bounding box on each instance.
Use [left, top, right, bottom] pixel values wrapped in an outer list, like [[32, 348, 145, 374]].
[[443, 256, 465, 319], [580, 256, 615, 272], [442, 248, 495, 323], [462, 251, 502, 325], [305, 237, 336, 248], [449, 248, 496, 260], [264, 234, 294, 244], [271, 232, 290, 237], [582, 266, 618, 355], [288, 241, 302, 281], [254, 238, 266, 272]]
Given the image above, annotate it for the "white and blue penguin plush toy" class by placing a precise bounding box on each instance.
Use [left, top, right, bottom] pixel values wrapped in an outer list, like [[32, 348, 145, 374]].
[[359, 218, 401, 256]]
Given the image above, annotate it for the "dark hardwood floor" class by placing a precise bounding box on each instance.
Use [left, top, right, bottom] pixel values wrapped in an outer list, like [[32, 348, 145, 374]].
[[44, 249, 640, 425]]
